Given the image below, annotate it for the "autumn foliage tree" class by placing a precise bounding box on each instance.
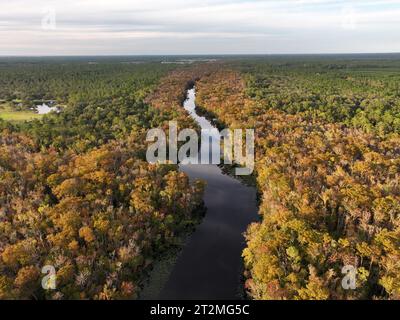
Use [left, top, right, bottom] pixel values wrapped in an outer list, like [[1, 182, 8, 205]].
[[195, 64, 400, 300], [0, 61, 206, 299]]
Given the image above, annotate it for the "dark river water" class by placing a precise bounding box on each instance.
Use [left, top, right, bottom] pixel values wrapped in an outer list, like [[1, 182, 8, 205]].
[[158, 88, 258, 300]]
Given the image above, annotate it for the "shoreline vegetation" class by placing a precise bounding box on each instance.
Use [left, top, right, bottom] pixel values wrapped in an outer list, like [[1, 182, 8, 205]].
[[0, 61, 206, 299], [194, 62, 400, 300], [139, 203, 206, 300], [0, 56, 400, 300]]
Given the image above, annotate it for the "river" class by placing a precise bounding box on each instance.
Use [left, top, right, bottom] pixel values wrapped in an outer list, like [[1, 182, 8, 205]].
[[158, 88, 258, 299]]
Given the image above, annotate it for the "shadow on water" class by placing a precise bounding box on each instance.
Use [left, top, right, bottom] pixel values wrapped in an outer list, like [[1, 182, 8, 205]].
[[158, 88, 259, 300]]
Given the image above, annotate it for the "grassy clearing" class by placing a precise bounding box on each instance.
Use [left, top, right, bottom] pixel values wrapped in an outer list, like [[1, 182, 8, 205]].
[[0, 102, 43, 122], [0, 111, 43, 122]]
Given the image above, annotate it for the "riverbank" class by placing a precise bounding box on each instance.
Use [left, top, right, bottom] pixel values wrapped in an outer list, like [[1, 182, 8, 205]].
[[139, 203, 206, 300], [157, 87, 258, 299]]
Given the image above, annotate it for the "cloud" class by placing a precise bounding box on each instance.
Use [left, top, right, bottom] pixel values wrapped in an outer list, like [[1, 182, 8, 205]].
[[0, 0, 399, 54]]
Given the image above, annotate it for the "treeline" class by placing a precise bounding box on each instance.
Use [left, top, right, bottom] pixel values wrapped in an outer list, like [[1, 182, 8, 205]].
[[0, 61, 205, 299], [0, 62, 179, 151], [235, 60, 400, 136], [145, 63, 219, 132], [195, 63, 400, 300], [0, 61, 174, 104]]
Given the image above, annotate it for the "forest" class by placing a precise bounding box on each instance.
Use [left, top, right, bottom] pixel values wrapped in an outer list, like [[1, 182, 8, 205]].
[[0, 58, 205, 299], [195, 57, 400, 300], [1, 55, 400, 300]]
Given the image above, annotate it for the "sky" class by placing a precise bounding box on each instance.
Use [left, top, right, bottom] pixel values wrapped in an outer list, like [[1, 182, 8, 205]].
[[1, 0, 400, 55]]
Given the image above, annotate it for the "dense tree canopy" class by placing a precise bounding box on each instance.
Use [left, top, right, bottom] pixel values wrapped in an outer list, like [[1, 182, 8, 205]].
[[1, 56, 400, 300], [0, 59, 205, 299], [195, 61, 400, 300]]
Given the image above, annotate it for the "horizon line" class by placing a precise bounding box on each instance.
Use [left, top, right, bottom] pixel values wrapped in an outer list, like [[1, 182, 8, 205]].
[[1, 52, 400, 58]]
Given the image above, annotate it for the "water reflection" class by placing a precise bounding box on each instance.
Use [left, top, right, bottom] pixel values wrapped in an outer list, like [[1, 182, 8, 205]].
[[36, 103, 57, 115]]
